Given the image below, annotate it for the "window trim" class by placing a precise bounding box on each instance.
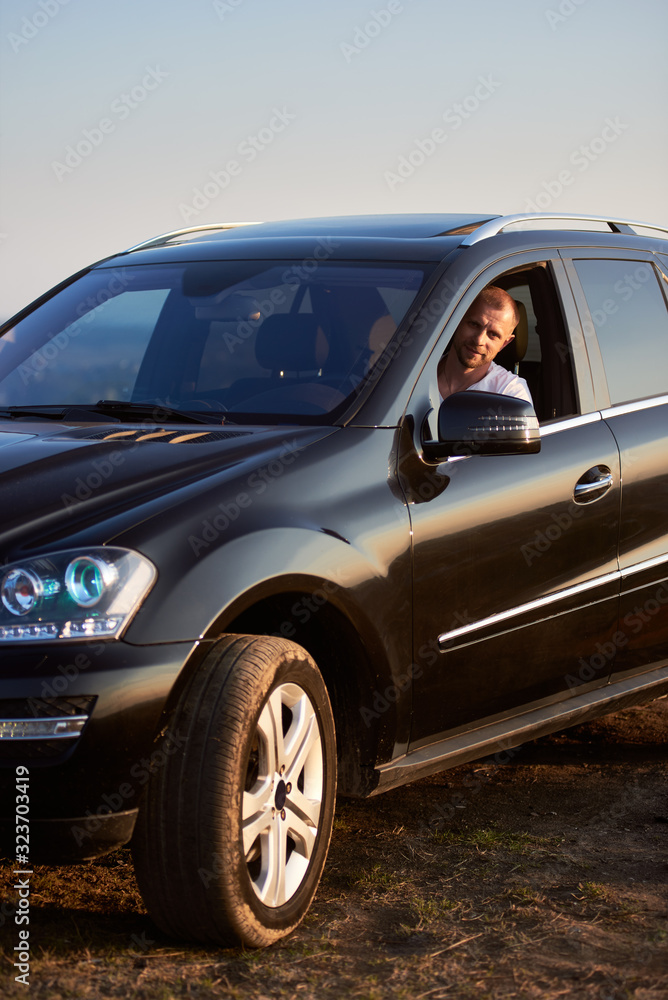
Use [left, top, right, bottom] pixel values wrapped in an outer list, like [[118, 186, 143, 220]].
[[600, 393, 668, 420], [539, 410, 601, 437]]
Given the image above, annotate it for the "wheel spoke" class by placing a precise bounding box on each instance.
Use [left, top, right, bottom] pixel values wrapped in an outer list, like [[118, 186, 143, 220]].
[[241, 779, 274, 855], [256, 687, 285, 776], [286, 784, 320, 834], [283, 693, 320, 781], [254, 817, 288, 906]]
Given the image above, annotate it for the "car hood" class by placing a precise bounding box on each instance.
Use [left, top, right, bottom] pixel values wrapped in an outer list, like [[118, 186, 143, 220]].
[[0, 420, 335, 554]]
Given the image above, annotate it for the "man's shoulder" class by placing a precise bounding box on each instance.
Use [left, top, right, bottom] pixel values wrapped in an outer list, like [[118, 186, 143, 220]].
[[478, 362, 532, 402], [486, 361, 520, 389]]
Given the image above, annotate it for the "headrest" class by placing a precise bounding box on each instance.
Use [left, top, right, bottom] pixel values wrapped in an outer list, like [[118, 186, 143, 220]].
[[367, 314, 397, 368], [255, 315, 329, 372], [513, 300, 528, 362]]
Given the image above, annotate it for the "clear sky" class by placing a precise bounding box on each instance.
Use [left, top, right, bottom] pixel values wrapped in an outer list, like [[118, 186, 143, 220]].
[[1, 0, 666, 319]]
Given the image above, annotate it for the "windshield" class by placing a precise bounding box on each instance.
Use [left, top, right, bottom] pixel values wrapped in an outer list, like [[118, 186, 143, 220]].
[[0, 260, 430, 421]]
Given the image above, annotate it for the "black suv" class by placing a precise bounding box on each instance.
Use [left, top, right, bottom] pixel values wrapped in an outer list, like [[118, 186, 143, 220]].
[[1, 213, 667, 947]]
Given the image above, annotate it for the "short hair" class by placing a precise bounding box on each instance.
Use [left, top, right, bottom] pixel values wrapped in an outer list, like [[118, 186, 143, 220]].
[[475, 286, 520, 328]]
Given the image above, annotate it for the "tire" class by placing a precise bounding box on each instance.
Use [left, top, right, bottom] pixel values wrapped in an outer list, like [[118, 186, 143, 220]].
[[131, 634, 337, 947]]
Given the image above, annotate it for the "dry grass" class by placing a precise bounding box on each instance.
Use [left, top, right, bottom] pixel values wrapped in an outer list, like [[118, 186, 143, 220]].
[[2, 700, 667, 999]]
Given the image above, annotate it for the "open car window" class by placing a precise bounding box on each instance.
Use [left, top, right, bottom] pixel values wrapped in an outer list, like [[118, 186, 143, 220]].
[[488, 262, 578, 423]]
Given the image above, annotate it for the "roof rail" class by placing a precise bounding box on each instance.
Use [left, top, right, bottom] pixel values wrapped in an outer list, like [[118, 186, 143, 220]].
[[460, 213, 668, 246], [127, 222, 262, 252]]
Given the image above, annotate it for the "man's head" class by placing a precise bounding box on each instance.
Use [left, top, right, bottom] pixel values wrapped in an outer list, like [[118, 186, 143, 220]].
[[451, 286, 519, 372]]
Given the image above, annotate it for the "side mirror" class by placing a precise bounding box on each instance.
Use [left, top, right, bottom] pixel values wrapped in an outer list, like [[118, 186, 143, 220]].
[[422, 390, 541, 462]]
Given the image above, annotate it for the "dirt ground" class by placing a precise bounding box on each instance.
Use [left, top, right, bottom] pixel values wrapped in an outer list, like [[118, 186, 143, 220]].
[[1, 698, 667, 999]]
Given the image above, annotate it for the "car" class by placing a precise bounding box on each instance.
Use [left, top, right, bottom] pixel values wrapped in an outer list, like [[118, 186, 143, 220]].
[[1, 211, 668, 947]]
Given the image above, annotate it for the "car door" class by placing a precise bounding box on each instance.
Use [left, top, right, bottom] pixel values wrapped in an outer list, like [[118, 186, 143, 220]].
[[402, 254, 622, 748], [565, 251, 668, 683]]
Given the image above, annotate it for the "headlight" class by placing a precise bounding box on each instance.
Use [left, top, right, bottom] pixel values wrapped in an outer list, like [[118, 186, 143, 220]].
[[0, 548, 156, 642]]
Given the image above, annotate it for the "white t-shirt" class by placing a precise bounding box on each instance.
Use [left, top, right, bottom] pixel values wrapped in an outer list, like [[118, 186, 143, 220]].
[[463, 361, 532, 403]]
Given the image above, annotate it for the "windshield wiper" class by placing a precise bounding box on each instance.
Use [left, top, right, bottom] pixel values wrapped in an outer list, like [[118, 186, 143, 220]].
[[94, 401, 231, 424], [0, 402, 231, 425], [0, 405, 101, 422]]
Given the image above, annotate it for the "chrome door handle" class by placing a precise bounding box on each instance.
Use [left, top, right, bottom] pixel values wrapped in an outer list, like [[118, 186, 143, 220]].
[[573, 468, 613, 504]]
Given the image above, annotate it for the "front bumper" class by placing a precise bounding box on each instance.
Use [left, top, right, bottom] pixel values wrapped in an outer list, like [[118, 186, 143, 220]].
[[0, 638, 204, 861]]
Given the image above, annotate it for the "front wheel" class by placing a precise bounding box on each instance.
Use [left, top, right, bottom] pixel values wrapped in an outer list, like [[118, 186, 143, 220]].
[[131, 635, 337, 947]]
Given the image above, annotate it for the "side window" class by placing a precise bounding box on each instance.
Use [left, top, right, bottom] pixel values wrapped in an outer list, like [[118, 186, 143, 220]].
[[573, 259, 668, 405]]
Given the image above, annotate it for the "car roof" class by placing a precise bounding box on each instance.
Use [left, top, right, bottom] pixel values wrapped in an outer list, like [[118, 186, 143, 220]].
[[177, 214, 497, 240], [93, 213, 668, 269], [95, 214, 492, 267]]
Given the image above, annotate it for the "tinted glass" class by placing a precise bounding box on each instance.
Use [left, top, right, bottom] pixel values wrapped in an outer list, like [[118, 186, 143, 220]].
[[0, 261, 430, 420], [574, 259, 668, 404]]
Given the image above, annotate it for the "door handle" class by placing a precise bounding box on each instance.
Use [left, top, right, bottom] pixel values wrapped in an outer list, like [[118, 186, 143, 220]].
[[573, 466, 613, 504]]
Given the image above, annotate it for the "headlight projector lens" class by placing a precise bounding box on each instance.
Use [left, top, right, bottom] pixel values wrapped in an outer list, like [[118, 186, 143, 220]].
[[65, 556, 118, 608], [1, 567, 43, 616]]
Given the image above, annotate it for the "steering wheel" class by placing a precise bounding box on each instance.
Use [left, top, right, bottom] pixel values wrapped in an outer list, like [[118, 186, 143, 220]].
[[234, 383, 346, 415], [183, 398, 228, 412]]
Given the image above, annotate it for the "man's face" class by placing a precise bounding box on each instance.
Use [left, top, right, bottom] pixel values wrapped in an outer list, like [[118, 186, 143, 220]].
[[452, 298, 516, 370]]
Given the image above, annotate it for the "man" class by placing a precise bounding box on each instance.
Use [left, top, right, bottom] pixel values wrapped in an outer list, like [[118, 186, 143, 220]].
[[437, 286, 532, 403]]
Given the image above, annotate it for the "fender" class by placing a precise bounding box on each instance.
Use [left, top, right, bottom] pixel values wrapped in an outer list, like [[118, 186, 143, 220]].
[[125, 523, 411, 700]]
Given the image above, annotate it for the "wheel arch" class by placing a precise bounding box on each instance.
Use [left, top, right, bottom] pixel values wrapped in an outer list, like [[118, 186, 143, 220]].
[[151, 580, 402, 798]]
